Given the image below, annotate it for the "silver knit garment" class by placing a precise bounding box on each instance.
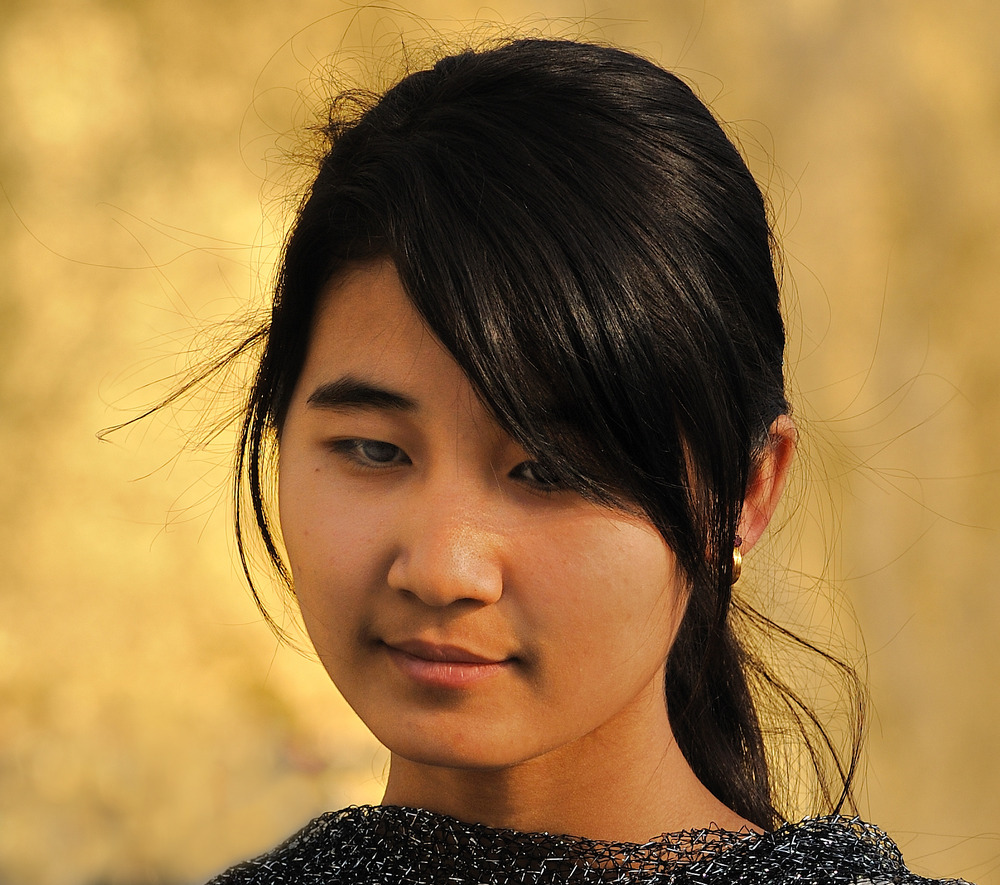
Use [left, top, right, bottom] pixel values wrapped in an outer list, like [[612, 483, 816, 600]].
[[207, 805, 970, 884]]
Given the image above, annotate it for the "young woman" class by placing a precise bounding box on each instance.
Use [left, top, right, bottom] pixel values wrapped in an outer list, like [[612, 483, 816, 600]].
[[205, 37, 968, 884]]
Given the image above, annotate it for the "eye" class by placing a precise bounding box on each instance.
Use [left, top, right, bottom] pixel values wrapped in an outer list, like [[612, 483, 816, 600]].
[[510, 460, 564, 490], [331, 438, 410, 468]]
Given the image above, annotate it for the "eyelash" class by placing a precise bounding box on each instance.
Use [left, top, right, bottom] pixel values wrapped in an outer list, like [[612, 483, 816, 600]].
[[509, 460, 565, 492], [328, 438, 565, 492]]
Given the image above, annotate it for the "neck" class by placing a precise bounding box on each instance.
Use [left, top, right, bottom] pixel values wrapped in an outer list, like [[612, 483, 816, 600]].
[[380, 691, 753, 841]]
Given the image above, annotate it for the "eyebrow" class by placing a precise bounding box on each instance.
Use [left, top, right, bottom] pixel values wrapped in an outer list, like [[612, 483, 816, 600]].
[[306, 376, 417, 413]]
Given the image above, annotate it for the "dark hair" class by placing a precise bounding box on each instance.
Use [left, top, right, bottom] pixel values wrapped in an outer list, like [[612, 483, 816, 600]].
[[236, 37, 860, 830]]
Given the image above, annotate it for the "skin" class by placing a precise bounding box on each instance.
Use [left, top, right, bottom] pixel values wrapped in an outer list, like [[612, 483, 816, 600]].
[[278, 259, 795, 841]]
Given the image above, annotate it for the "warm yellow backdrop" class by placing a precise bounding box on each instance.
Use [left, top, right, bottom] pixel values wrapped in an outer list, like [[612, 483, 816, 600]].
[[1, 2, 998, 883]]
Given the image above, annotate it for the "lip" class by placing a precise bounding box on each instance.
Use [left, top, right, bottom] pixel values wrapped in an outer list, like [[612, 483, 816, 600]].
[[382, 639, 512, 688], [388, 639, 505, 664]]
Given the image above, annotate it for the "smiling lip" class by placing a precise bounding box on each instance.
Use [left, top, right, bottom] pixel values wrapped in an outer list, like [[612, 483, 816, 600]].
[[383, 639, 512, 688]]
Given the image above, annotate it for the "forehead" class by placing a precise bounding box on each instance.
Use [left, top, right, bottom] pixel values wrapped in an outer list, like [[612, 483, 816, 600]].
[[297, 259, 479, 412], [307, 260, 449, 373], [313, 259, 425, 351]]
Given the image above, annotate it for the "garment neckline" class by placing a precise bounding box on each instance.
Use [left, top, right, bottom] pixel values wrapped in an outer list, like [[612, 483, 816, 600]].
[[332, 803, 872, 865], [369, 802, 851, 841]]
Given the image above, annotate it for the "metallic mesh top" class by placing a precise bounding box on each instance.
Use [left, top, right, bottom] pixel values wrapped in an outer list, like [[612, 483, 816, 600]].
[[206, 804, 969, 884]]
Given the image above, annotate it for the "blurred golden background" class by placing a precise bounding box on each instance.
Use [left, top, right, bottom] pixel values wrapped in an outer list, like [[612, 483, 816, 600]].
[[1, 1, 998, 882]]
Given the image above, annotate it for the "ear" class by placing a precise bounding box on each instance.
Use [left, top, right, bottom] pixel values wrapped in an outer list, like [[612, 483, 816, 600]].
[[737, 414, 797, 552]]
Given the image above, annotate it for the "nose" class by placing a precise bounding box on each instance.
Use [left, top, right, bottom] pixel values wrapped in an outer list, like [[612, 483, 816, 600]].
[[386, 490, 504, 608]]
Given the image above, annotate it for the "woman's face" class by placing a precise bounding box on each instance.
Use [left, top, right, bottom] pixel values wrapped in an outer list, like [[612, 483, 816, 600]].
[[278, 260, 687, 772]]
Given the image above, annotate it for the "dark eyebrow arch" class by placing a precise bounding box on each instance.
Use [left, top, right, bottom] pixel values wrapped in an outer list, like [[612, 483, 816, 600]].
[[306, 376, 417, 412]]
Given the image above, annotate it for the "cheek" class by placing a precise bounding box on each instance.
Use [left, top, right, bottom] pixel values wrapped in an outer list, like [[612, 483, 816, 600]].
[[278, 456, 389, 641], [519, 518, 684, 664]]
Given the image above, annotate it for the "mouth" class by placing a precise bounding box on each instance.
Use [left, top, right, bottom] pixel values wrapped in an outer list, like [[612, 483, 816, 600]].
[[381, 639, 514, 688], [386, 638, 508, 664]]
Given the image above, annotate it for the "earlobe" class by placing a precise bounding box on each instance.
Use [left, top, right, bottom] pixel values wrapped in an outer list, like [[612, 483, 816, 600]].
[[737, 414, 797, 552]]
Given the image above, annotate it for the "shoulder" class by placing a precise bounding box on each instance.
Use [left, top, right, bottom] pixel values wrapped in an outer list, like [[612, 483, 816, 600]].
[[706, 815, 972, 885]]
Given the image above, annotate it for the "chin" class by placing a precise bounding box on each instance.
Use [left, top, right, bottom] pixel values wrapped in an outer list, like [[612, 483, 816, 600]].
[[376, 720, 542, 772]]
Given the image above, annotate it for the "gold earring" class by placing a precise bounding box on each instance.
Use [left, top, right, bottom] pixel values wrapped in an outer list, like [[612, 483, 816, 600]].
[[732, 536, 743, 584]]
